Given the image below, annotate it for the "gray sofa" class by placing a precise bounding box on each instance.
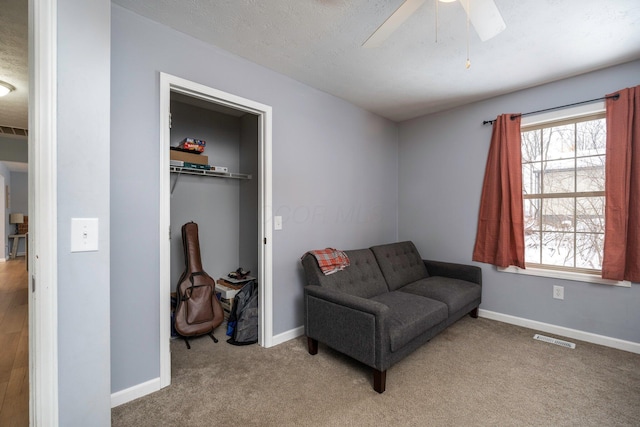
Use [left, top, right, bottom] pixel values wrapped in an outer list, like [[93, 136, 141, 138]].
[[301, 241, 482, 393]]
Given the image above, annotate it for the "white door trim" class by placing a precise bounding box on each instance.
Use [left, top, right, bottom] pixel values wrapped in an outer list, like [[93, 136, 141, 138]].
[[29, 0, 59, 424], [159, 73, 273, 389]]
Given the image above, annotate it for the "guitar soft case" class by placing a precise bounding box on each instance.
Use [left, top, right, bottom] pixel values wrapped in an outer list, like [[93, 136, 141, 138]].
[[174, 222, 224, 348]]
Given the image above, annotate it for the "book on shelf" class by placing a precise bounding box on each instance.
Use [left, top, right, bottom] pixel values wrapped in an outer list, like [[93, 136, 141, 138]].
[[183, 162, 211, 170]]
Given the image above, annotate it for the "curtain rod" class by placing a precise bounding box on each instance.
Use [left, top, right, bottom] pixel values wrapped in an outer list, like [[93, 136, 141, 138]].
[[482, 93, 620, 126]]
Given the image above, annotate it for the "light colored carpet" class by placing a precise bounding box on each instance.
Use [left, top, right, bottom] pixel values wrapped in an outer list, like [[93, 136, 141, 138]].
[[112, 317, 640, 426]]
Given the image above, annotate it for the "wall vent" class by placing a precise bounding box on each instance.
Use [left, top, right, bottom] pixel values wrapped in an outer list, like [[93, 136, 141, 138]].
[[533, 334, 576, 349], [0, 126, 28, 137]]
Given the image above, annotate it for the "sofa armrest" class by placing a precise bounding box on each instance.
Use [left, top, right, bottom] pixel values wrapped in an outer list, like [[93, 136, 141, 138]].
[[304, 285, 389, 368], [423, 259, 482, 286], [305, 285, 389, 316]]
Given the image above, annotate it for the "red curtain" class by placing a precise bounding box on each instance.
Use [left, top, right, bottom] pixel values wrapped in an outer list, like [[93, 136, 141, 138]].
[[602, 86, 640, 283], [473, 114, 525, 268]]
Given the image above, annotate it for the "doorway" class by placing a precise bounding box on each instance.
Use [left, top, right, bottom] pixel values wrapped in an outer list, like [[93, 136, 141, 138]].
[[158, 73, 273, 388]]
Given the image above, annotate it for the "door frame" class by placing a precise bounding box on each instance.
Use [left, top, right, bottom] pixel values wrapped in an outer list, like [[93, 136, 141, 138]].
[[159, 73, 273, 388], [29, 0, 59, 423]]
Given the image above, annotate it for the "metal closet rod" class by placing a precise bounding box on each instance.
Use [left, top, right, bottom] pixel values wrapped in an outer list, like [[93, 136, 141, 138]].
[[482, 93, 620, 126]]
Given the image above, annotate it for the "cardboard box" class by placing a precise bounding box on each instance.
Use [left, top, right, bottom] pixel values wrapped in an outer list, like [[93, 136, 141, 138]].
[[215, 283, 241, 299], [170, 149, 208, 165]]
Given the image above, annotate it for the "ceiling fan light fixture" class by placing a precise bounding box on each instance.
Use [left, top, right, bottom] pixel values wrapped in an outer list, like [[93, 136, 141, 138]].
[[0, 81, 16, 97]]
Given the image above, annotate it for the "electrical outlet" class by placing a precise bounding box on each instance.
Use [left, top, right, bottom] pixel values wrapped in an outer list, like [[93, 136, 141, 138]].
[[553, 285, 564, 300]]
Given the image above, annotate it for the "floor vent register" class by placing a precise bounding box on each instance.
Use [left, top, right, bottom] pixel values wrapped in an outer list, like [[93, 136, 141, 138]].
[[533, 334, 576, 349]]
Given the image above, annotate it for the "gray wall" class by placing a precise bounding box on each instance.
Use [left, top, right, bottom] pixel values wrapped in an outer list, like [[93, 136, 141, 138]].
[[57, 0, 111, 424], [110, 4, 398, 394], [9, 171, 27, 254], [398, 60, 640, 343], [238, 114, 259, 277], [0, 136, 28, 163], [169, 101, 243, 290], [0, 162, 9, 259]]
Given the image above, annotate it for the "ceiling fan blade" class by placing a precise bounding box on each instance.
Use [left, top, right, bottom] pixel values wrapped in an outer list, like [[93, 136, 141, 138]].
[[363, 0, 427, 48], [460, 0, 506, 41]]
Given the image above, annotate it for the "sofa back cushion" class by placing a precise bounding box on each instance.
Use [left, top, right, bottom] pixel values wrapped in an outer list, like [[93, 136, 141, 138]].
[[370, 241, 429, 291], [302, 249, 389, 299]]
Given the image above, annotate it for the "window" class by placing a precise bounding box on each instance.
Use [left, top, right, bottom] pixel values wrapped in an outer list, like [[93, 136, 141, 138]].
[[497, 102, 630, 287], [521, 113, 606, 275]]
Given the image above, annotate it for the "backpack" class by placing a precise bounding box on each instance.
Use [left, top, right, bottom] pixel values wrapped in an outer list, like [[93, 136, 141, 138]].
[[226, 280, 258, 346]]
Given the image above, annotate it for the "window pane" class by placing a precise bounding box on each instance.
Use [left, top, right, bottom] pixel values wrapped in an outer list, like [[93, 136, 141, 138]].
[[542, 159, 575, 193], [522, 130, 542, 163], [525, 230, 541, 264], [577, 118, 606, 156], [522, 163, 540, 195], [524, 198, 540, 231], [543, 124, 575, 160], [541, 232, 574, 267], [576, 156, 605, 192], [576, 197, 604, 233], [542, 198, 574, 231], [576, 233, 604, 270]]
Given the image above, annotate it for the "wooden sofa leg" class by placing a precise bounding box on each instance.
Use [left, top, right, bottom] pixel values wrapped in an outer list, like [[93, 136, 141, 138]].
[[469, 307, 479, 318], [373, 369, 386, 393], [307, 337, 318, 355]]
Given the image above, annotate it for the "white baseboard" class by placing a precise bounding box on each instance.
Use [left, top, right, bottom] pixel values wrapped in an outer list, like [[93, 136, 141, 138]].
[[0, 257, 5, 263], [479, 309, 640, 354], [111, 377, 161, 408], [271, 325, 304, 347]]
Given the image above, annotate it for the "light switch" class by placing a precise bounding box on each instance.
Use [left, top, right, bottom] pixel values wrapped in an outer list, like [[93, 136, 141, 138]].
[[274, 216, 283, 230], [71, 218, 99, 252]]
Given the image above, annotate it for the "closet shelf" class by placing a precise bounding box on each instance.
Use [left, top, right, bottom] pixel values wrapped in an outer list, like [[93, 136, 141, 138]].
[[170, 166, 252, 180]]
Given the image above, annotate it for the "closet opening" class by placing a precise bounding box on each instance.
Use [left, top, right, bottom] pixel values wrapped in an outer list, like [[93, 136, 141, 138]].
[[159, 73, 273, 388]]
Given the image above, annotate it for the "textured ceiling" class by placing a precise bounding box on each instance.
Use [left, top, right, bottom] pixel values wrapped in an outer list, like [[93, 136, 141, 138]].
[[112, 0, 640, 121], [1, 1, 639, 129], [0, 0, 28, 130]]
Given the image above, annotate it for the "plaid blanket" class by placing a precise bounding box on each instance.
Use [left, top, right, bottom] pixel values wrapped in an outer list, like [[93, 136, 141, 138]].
[[304, 248, 350, 275]]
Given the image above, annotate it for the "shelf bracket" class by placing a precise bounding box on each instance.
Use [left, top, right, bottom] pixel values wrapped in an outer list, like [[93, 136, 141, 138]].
[[170, 168, 182, 195]]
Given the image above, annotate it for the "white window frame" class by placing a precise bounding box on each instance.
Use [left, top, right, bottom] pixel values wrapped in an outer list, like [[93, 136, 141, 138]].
[[498, 101, 631, 288]]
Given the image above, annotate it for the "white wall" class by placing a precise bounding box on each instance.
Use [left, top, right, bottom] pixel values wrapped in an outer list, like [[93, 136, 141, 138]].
[[110, 4, 398, 395], [398, 60, 640, 344]]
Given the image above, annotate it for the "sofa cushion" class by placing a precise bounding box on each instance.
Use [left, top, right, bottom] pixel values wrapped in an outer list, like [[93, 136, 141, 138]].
[[370, 291, 447, 352], [302, 249, 389, 299], [399, 276, 482, 315], [370, 241, 429, 291]]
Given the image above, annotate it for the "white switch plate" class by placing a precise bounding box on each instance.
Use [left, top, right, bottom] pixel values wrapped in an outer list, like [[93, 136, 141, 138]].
[[274, 216, 283, 230], [71, 218, 99, 252]]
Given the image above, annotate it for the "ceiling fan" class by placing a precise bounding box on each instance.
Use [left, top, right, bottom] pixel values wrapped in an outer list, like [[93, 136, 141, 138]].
[[362, 0, 506, 48]]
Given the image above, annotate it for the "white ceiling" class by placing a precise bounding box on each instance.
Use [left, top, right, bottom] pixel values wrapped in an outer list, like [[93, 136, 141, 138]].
[[0, 0, 28, 130], [0, 0, 639, 128], [0, 0, 27, 172], [112, 0, 640, 122]]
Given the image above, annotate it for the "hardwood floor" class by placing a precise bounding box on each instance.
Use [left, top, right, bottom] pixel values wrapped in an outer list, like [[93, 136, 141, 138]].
[[0, 258, 28, 426]]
